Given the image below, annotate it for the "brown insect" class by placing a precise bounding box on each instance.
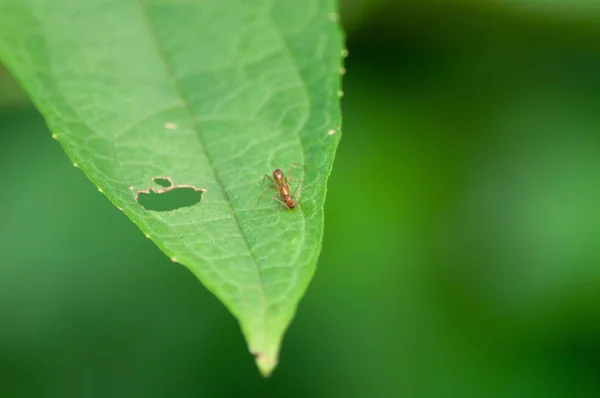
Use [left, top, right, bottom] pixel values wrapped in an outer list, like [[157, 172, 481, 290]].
[[258, 163, 303, 209]]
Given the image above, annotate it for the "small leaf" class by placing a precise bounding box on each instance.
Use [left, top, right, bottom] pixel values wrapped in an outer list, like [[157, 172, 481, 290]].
[[0, 0, 343, 375]]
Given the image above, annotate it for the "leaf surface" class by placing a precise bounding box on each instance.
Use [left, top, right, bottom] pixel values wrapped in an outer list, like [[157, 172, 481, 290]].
[[0, 0, 343, 375]]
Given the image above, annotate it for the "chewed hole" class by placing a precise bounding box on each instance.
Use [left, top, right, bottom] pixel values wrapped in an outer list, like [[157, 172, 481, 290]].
[[153, 177, 172, 188], [137, 187, 203, 211], [136, 177, 206, 212]]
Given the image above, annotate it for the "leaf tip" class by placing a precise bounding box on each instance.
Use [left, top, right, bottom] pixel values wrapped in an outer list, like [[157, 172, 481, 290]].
[[253, 351, 278, 378]]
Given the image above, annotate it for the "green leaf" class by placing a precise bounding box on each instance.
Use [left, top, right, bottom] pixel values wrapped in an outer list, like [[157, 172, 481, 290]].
[[0, 66, 28, 107], [0, 0, 343, 376]]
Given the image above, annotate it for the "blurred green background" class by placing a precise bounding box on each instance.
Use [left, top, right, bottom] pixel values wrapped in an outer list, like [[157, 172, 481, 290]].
[[2, 1, 600, 396]]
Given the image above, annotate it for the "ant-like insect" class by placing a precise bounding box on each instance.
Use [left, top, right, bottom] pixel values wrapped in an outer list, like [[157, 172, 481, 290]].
[[257, 163, 304, 209]]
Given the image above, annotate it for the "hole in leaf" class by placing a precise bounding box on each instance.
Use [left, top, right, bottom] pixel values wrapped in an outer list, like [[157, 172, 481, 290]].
[[137, 187, 203, 211], [153, 177, 172, 188]]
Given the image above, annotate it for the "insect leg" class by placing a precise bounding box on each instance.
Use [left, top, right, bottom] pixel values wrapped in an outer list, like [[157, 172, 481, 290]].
[[256, 184, 278, 206], [288, 163, 304, 181], [263, 174, 276, 185], [291, 180, 303, 202], [271, 195, 290, 209]]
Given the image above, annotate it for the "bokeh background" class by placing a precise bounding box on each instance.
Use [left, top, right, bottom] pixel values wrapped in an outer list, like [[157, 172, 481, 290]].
[[2, 0, 600, 396]]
